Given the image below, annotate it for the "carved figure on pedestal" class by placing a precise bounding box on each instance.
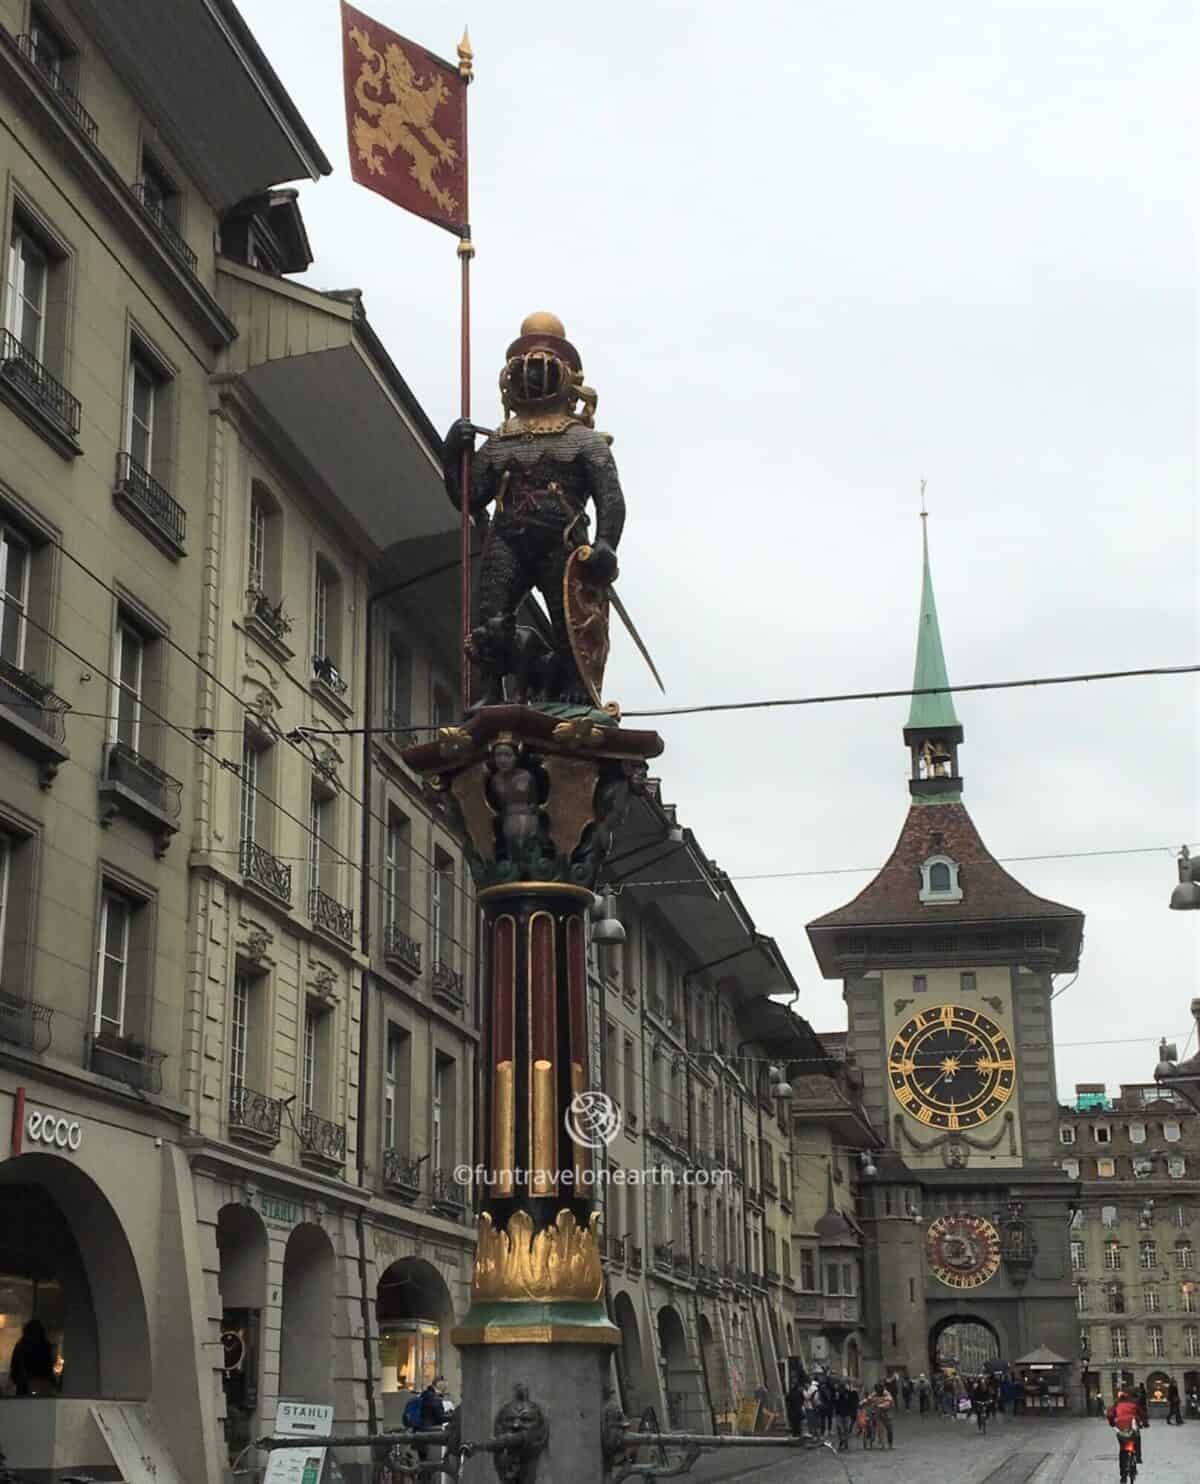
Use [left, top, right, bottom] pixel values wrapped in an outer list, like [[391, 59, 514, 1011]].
[[486, 738, 546, 863]]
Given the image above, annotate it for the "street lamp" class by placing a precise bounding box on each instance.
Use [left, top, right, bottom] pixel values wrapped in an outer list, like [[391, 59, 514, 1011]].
[[1153, 1000, 1200, 1113], [1169, 846, 1200, 909]]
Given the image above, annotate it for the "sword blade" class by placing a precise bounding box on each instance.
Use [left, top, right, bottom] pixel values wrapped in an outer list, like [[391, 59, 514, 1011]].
[[608, 586, 666, 694]]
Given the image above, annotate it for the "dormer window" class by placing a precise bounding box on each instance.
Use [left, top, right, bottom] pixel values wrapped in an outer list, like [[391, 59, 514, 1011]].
[[919, 853, 963, 904]]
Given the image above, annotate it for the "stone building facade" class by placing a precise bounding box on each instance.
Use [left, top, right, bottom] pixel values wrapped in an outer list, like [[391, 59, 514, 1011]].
[[1063, 1082, 1200, 1408]]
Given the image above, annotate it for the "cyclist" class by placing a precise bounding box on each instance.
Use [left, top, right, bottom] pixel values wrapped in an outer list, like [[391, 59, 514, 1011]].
[[1106, 1390, 1141, 1476]]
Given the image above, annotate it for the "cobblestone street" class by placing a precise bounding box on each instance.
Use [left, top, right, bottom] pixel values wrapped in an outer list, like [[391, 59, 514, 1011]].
[[677, 1415, 1198, 1484]]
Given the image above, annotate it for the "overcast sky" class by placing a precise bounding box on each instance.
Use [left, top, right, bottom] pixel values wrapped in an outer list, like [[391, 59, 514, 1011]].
[[240, 0, 1197, 1101]]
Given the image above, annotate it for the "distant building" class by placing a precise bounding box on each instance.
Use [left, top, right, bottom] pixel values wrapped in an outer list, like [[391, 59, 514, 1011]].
[[1062, 1082, 1200, 1406]]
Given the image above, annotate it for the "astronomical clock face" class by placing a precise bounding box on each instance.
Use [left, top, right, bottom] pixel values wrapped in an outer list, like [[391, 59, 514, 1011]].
[[888, 1004, 1015, 1130], [926, 1214, 1002, 1289]]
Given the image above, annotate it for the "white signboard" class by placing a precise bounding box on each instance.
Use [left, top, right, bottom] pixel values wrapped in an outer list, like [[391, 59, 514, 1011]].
[[264, 1402, 333, 1484], [27, 1107, 82, 1150]]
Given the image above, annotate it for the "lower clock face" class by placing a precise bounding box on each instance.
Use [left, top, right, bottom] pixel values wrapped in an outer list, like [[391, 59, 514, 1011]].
[[888, 1003, 1016, 1129], [926, 1214, 1001, 1289]]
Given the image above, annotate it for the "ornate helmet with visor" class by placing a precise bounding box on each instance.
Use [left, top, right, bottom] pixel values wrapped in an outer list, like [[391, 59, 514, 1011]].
[[500, 311, 583, 415]]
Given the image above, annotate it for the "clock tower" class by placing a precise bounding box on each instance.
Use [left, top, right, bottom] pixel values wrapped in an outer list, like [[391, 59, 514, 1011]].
[[807, 520, 1085, 1402]]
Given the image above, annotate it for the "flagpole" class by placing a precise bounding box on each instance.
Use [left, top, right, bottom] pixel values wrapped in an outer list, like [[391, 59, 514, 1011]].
[[457, 28, 475, 715]]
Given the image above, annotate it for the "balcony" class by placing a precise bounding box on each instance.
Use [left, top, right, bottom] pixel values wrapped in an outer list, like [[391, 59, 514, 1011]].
[[382, 1149, 424, 1202], [821, 1296, 860, 1328], [383, 922, 422, 979], [228, 1084, 284, 1148], [311, 656, 351, 717], [431, 1168, 468, 1221], [130, 182, 198, 275], [653, 1242, 674, 1272], [600, 1234, 626, 1264], [15, 35, 98, 142], [431, 960, 465, 1011], [99, 742, 182, 855], [0, 989, 54, 1054], [0, 655, 70, 786], [88, 1032, 165, 1094], [241, 839, 292, 905], [0, 329, 82, 457], [243, 588, 294, 662], [765, 1266, 781, 1286], [310, 888, 353, 946], [113, 452, 186, 558], [673, 1253, 693, 1279], [628, 1244, 643, 1274], [299, 1108, 346, 1169]]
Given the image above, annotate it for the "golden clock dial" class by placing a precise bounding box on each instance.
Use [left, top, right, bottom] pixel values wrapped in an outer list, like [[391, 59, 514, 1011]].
[[926, 1214, 1002, 1289], [887, 1003, 1015, 1131]]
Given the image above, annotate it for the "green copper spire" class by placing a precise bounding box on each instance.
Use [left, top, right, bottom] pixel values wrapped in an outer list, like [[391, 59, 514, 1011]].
[[907, 515, 960, 732]]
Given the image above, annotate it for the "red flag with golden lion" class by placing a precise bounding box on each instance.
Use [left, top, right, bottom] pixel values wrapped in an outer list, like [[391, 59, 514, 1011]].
[[340, 2, 469, 234]]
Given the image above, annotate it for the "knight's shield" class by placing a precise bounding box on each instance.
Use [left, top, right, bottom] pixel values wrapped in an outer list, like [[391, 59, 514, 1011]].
[[562, 546, 611, 707]]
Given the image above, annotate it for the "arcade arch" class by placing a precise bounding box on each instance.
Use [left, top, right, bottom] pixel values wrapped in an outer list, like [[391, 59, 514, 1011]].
[[376, 1256, 455, 1425], [279, 1223, 335, 1404]]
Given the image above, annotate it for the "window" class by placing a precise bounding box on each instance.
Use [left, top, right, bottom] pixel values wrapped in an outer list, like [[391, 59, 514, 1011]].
[[1140, 1240, 1158, 1270], [912, 974, 927, 994], [1060, 1125, 1077, 1146], [605, 1020, 618, 1099], [239, 724, 275, 850], [824, 1262, 839, 1295], [1070, 1239, 1086, 1271], [126, 350, 155, 471], [1062, 1159, 1080, 1179], [1148, 1325, 1165, 1359], [246, 483, 282, 604], [28, 9, 69, 80], [623, 1035, 636, 1118], [1104, 1282, 1124, 1313], [1164, 1120, 1181, 1143], [312, 559, 343, 686], [0, 524, 30, 668], [1129, 1121, 1146, 1145], [1103, 1241, 1122, 1271], [433, 1054, 455, 1170], [239, 733, 259, 846], [302, 1006, 318, 1112], [95, 890, 131, 1037], [1109, 1326, 1128, 1360], [431, 683, 453, 734], [229, 971, 255, 1106], [431, 848, 454, 968], [1097, 1158, 1116, 1178], [385, 637, 412, 735], [1177, 1241, 1194, 1270], [248, 488, 268, 592], [111, 618, 144, 752], [307, 789, 331, 898], [1185, 1326, 1200, 1360], [1168, 1156, 1186, 1179], [383, 811, 410, 931], [1176, 1205, 1190, 1230], [1075, 1283, 1087, 1314], [1144, 1285, 1160, 1313], [5, 225, 47, 357], [1094, 1125, 1112, 1144], [1133, 1156, 1154, 1180], [1182, 1283, 1198, 1314], [800, 1249, 816, 1291], [140, 153, 182, 230], [919, 854, 963, 903], [1102, 1205, 1119, 1229], [0, 832, 10, 987], [383, 1024, 409, 1150]]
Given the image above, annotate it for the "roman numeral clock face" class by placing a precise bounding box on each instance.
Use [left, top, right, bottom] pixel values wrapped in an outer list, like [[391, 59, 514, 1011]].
[[888, 1004, 1016, 1130]]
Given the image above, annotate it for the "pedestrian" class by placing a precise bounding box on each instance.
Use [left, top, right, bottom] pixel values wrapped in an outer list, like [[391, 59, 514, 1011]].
[[874, 1382, 895, 1449], [785, 1375, 806, 1437], [1166, 1378, 1182, 1425], [9, 1319, 56, 1397], [886, 1370, 900, 1404], [902, 1375, 914, 1411], [803, 1375, 821, 1437], [1135, 1381, 1149, 1431], [414, 1374, 447, 1462], [834, 1383, 857, 1452], [972, 1378, 991, 1434]]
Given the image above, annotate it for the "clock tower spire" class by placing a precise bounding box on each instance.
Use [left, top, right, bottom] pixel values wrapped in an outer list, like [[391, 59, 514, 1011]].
[[905, 501, 964, 802]]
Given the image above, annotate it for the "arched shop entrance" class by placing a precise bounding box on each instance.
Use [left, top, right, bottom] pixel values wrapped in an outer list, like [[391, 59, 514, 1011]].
[[376, 1257, 454, 1426], [279, 1223, 335, 1405], [0, 1153, 151, 1400], [612, 1289, 648, 1418], [930, 1314, 1002, 1376], [217, 1204, 269, 1460], [658, 1305, 702, 1432]]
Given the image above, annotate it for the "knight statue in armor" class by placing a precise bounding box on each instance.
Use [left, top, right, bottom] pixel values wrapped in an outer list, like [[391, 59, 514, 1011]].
[[443, 312, 625, 709]]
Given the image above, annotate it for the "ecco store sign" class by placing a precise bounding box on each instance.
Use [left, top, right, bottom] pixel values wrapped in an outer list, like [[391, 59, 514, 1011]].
[[11, 1088, 83, 1156], [28, 1110, 83, 1150]]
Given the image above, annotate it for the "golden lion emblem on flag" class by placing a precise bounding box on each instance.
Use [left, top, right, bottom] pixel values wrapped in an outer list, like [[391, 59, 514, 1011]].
[[347, 24, 462, 219]]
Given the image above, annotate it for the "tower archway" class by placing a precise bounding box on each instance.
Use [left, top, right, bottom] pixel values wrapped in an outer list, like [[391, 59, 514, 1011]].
[[929, 1313, 1002, 1375]]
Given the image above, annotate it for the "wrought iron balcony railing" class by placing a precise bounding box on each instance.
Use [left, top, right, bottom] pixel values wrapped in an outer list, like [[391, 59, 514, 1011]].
[[88, 1031, 165, 1093], [299, 1108, 346, 1165], [431, 960, 465, 1008], [103, 741, 182, 822], [383, 922, 422, 977], [431, 1168, 467, 1219], [628, 1244, 643, 1273], [0, 988, 54, 1054], [312, 655, 348, 697], [228, 1083, 284, 1144], [0, 329, 81, 439], [653, 1242, 674, 1270], [382, 1149, 424, 1198], [0, 655, 69, 744], [130, 182, 198, 274], [114, 452, 186, 551], [240, 838, 291, 903], [310, 888, 353, 944], [16, 35, 99, 142], [600, 1234, 626, 1263]]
